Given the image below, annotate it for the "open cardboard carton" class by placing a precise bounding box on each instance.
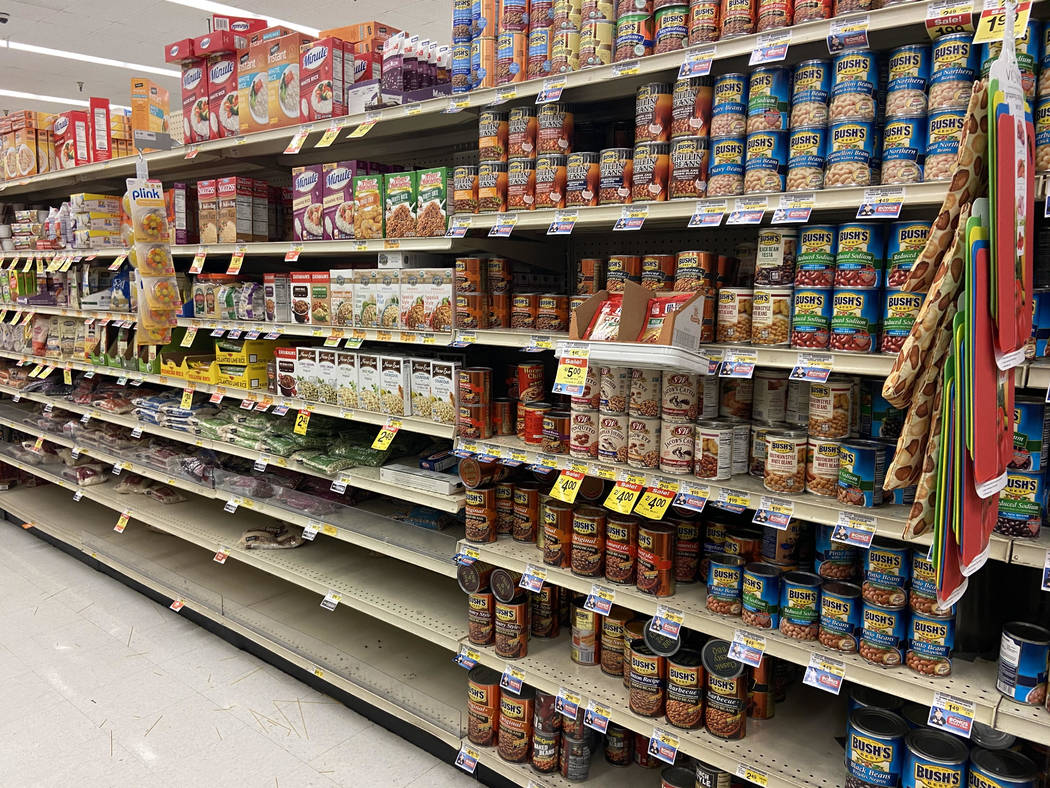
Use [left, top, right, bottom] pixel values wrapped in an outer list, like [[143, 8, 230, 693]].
[[569, 280, 706, 351]]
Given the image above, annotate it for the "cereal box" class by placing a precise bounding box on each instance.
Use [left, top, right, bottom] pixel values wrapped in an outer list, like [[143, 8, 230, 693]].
[[336, 351, 358, 408], [310, 271, 330, 325], [375, 270, 401, 329], [354, 269, 379, 328], [357, 352, 381, 411], [292, 164, 324, 241], [411, 359, 433, 419], [415, 167, 448, 237], [352, 173, 384, 240], [290, 271, 312, 324], [330, 268, 355, 326], [299, 37, 353, 123], [322, 162, 360, 241], [384, 171, 418, 238], [380, 355, 412, 416]]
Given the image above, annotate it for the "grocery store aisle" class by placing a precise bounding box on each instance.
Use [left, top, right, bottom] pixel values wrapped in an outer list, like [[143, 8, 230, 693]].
[[0, 523, 473, 788]]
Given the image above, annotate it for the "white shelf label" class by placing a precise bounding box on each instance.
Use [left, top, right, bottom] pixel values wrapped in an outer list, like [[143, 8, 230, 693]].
[[749, 30, 791, 64], [650, 604, 684, 640], [728, 630, 766, 668], [753, 497, 794, 529], [555, 687, 582, 720], [500, 664, 526, 695], [827, 13, 870, 52], [771, 192, 815, 224], [928, 692, 976, 738], [454, 645, 480, 669], [736, 764, 769, 786], [519, 564, 547, 593], [547, 209, 577, 235], [792, 352, 834, 382], [584, 584, 615, 616], [584, 699, 612, 734], [680, 44, 716, 78], [454, 744, 480, 774], [223, 498, 240, 514], [302, 521, 320, 541], [689, 198, 726, 227], [833, 511, 878, 549], [803, 652, 847, 694], [857, 186, 904, 219], [648, 727, 680, 765], [320, 590, 341, 611], [719, 349, 758, 378]]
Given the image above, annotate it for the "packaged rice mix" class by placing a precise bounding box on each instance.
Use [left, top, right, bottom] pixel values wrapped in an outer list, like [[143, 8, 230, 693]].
[[415, 167, 448, 236], [384, 171, 418, 238], [352, 174, 384, 239]]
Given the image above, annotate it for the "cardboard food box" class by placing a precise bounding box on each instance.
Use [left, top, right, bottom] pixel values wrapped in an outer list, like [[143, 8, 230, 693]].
[[322, 161, 360, 241], [569, 280, 706, 351], [216, 176, 253, 243], [321, 22, 400, 43], [330, 268, 355, 326], [335, 351, 357, 408], [415, 167, 447, 237], [260, 32, 315, 129], [310, 271, 331, 325], [89, 98, 112, 163], [292, 164, 324, 241], [197, 179, 218, 244], [212, 14, 268, 35], [375, 270, 401, 329], [274, 346, 298, 397], [237, 45, 268, 135], [180, 59, 211, 145], [129, 78, 171, 153], [316, 349, 338, 404], [194, 30, 248, 57], [295, 347, 319, 399], [352, 173, 384, 239], [357, 352, 381, 411], [252, 178, 269, 240], [53, 111, 89, 170], [354, 269, 378, 328], [263, 273, 291, 322], [299, 37, 353, 123], [380, 355, 412, 417], [384, 171, 417, 238], [216, 361, 268, 390], [290, 272, 312, 324], [207, 53, 239, 139]]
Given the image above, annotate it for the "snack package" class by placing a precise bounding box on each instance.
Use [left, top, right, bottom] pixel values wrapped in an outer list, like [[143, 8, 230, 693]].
[[126, 178, 178, 345], [584, 295, 623, 341], [636, 293, 695, 344]]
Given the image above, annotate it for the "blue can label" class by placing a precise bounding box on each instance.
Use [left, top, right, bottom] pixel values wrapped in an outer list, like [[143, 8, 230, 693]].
[[742, 569, 780, 629], [827, 121, 877, 168], [904, 747, 966, 788], [861, 602, 907, 666], [744, 130, 788, 173], [980, 18, 1040, 75], [881, 289, 923, 353], [792, 59, 831, 105], [927, 110, 965, 157], [748, 66, 790, 120], [881, 117, 926, 163], [860, 378, 906, 441], [780, 582, 819, 628], [996, 626, 1050, 704], [832, 50, 879, 89], [714, 73, 747, 107], [847, 725, 903, 787], [887, 44, 930, 91], [909, 611, 955, 660], [838, 439, 889, 504], [835, 223, 884, 288], [865, 544, 910, 590], [930, 32, 977, 85], [886, 221, 931, 288], [710, 136, 745, 178], [707, 561, 743, 600], [995, 470, 1046, 538], [795, 225, 836, 287], [1012, 399, 1050, 472], [787, 126, 827, 170], [820, 590, 861, 650]]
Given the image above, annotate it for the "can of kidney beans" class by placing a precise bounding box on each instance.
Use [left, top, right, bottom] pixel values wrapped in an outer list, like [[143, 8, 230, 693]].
[[830, 288, 882, 354], [835, 222, 885, 289], [790, 287, 833, 349], [794, 224, 836, 287], [880, 289, 922, 354], [885, 220, 931, 288]]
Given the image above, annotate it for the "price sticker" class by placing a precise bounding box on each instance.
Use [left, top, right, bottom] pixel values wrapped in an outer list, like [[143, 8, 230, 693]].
[[680, 44, 716, 78], [114, 510, 131, 533], [239, 399, 256, 411], [170, 600, 185, 612], [926, 0, 975, 37], [178, 326, 198, 348], [973, 0, 1031, 43], [500, 664, 526, 694], [673, 483, 709, 513], [73, 490, 83, 502], [713, 488, 750, 513], [753, 497, 794, 529], [454, 645, 481, 669], [488, 212, 518, 237], [927, 693, 978, 739], [314, 119, 343, 147], [213, 548, 230, 564], [727, 197, 768, 225], [63, 368, 72, 385], [550, 469, 586, 503], [604, 477, 645, 514], [371, 420, 401, 450], [650, 604, 684, 640], [584, 699, 611, 734], [226, 244, 247, 275], [636, 481, 679, 520], [827, 13, 870, 52], [253, 456, 269, 473], [689, 198, 727, 227], [719, 349, 758, 378], [803, 652, 847, 695], [294, 409, 311, 435], [519, 563, 548, 593], [209, 391, 224, 405], [591, 464, 617, 481], [348, 118, 378, 138], [265, 331, 281, 341], [31, 436, 44, 452], [454, 745, 480, 774], [446, 215, 471, 238], [552, 344, 590, 396], [490, 85, 518, 105], [284, 243, 304, 262], [455, 544, 482, 565], [735, 765, 769, 787], [38, 366, 54, 379], [131, 426, 143, 439], [320, 590, 341, 611], [556, 688, 582, 720], [283, 127, 310, 154], [180, 387, 195, 410], [302, 521, 320, 541], [536, 75, 567, 103], [613, 204, 648, 231], [749, 29, 791, 64], [833, 511, 878, 549], [223, 497, 240, 514], [547, 208, 578, 235], [584, 584, 615, 616], [729, 630, 766, 668], [612, 59, 639, 76], [771, 192, 815, 223], [648, 728, 680, 765], [856, 186, 905, 219], [791, 352, 834, 382], [107, 253, 127, 271], [245, 330, 260, 340], [189, 246, 207, 274]]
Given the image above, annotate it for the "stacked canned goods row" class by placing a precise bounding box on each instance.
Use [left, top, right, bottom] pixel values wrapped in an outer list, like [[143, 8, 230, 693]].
[[455, 255, 577, 331], [458, 361, 560, 441], [722, 221, 930, 355]]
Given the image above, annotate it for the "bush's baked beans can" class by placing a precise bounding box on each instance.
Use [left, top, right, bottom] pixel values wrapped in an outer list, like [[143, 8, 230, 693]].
[[599, 147, 634, 204], [756, 0, 790, 31], [786, 125, 827, 191], [467, 665, 501, 745], [795, 224, 837, 287], [705, 552, 744, 615], [495, 30, 527, 85], [660, 421, 696, 475], [599, 412, 629, 462], [815, 522, 858, 580], [723, 528, 761, 564], [458, 402, 490, 441], [577, 256, 605, 293], [695, 419, 733, 480], [674, 249, 716, 290], [654, 4, 689, 53], [641, 253, 677, 289], [996, 621, 1050, 704], [862, 539, 910, 608], [605, 514, 640, 584], [792, 0, 830, 22], [458, 561, 495, 594], [702, 639, 747, 739], [506, 157, 536, 209], [838, 439, 889, 507], [835, 222, 884, 288], [761, 519, 803, 563], [495, 594, 530, 659], [542, 500, 574, 567], [669, 136, 710, 199], [608, 254, 643, 292], [845, 707, 908, 785], [906, 609, 954, 677], [465, 486, 498, 542], [602, 610, 636, 680], [755, 228, 797, 286], [556, 0, 585, 26], [743, 129, 788, 193], [478, 160, 508, 212], [708, 135, 745, 196], [580, 18, 615, 66], [778, 570, 820, 640], [494, 481, 515, 535], [929, 32, 978, 108], [790, 59, 831, 126], [537, 293, 570, 331], [886, 44, 931, 117], [569, 408, 599, 459], [527, 26, 554, 81], [825, 120, 879, 187], [747, 67, 790, 131], [511, 292, 539, 328], [632, 141, 671, 201], [453, 164, 479, 212], [741, 562, 781, 629], [532, 584, 561, 639], [749, 421, 776, 477], [637, 523, 676, 596], [712, 72, 748, 131], [716, 287, 753, 343], [672, 76, 713, 138], [498, 685, 534, 761], [880, 115, 926, 186], [861, 600, 908, 667], [665, 649, 704, 730], [880, 289, 922, 354], [790, 287, 833, 349], [507, 107, 537, 160], [537, 103, 574, 154], [818, 579, 862, 652], [492, 397, 514, 434], [468, 591, 496, 646], [535, 153, 568, 208], [885, 220, 930, 289], [456, 293, 487, 329], [512, 481, 541, 542], [981, 21, 1039, 100], [456, 256, 485, 292], [670, 517, 700, 582], [808, 377, 851, 439], [479, 110, 509, 162], [830, 288, 882, 353], [551, 27, 580, 72], [459, 457, 512, 489], [637, 83, 673, 143], [566, 151, 600, 206], [829, 50, 880, 120], [925, 108, 966, 181], [688, 0, 720, 42], [751, 369, 787, 422], [571, 506, 606, 577], [629, 640, 667, 717], [615, 11, 654, 60], [583, 0, 615, 20], [719, 0, 755, 37]]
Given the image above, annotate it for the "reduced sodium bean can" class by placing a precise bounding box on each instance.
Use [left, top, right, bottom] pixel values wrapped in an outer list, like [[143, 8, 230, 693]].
[[881, 289, 923, 355], [794, 225, 837, 287], [885, 220, 931, 288], [778, 570, 820, 641], [838, 439, 889, 507], [790, 287, 833, 349], [741, 561, 781, 629], [830, 288, 882, 354]]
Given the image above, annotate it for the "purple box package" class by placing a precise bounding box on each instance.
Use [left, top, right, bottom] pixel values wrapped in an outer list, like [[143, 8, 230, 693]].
[[381, 32, 405, 92], [171, 182, 198, 246], [292, 164, 324, 242], [323, 161, 364, 240]]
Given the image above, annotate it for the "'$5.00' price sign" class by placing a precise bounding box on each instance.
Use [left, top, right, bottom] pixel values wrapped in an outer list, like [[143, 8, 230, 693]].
[[552, 344, 590, 397]]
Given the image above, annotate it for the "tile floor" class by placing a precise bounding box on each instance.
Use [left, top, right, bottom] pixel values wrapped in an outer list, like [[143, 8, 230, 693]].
[[0, 523, 474, 788]]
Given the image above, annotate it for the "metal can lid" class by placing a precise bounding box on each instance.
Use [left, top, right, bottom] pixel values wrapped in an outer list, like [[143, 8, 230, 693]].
[[661, 766, 695, 788], [701, 638, 744, 679], [848, 707, 909, 740], [969, 747, 1039, 782], [744, 561, 783, 580], [905, 728, 968, 765], [970, 721, 1016, 750], [643, 621, 682, 657], [849, 684, 905, 712]]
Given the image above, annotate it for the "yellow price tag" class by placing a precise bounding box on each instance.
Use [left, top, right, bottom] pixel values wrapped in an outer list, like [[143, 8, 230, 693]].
[[285, 244, 304, 262], [314, 121, 342, 147], [38, 366, 54, 379], [348, 119, 377, 138], [604, 480, 644, 514], [32, 436, 44, 451], [189, 246, 207, 274], [593, 465, 617, 481], [283, 127, 310, 154], [550, 469, 585, 504], [63, 368, 72, 385], [108, 253, 127, 271], [114, 510, 131, 533], [180, 326, 198, 348], [22, 257, 33, 272], [294, 409, 311, 435], [371, 420, 401, 450], [27, 364, 42, 378], [180, 387, 195, 410], [227, 245, 247, 275], [636, 484, 678, 520], [973, 0, 1030, 43], [735, 765, 769, 787]]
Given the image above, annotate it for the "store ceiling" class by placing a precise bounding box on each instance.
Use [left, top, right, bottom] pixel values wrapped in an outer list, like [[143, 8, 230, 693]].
[[0, 0, 452, 115]]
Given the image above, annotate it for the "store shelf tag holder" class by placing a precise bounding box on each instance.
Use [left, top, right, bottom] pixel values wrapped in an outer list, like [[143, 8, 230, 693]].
[[648, 727, 680, 765], [803, 652, 847, 694], [488, 213, 518, 237], [729, 629, 766, 668], [213, 548, 229, 564], [536, 75, 566, 104], [833, 511, 878, 548], [552, 343, 590, 396], [928, 692, 976, 737], [925, 0, 975, 37], [555, 687, 582, 720], [301, 521, 320, 541], [719, 349, 758, 378], [856, 186, 904, 219], [753, 497, 794, 529], [673, 483, 709, 513], [771, 193, 815, 224], [547, 209, 578, 235], [613, 204, 648, 231], [679, 45, 716, 78], [792, 352, 834, 382], [283, 127, 310, 154], [604, 473, 646, 513], [320, 590, 341, 611], [454, 745, 480, 774], [689, 198, 726, 227], [454, 544, 481, 566], [454, 645, 480, 670], [714, 487, 750, 513], [500, 664, 526, 694], [727, 197, 768, 225], [584, 584, 615, 616], [736, 764, 769, 786], [519, 564, 547, 593], [749, 29, 791, 64], [584, 699, 611, 734], [650, 604, 684, 640], [826, 13, 870, 52]]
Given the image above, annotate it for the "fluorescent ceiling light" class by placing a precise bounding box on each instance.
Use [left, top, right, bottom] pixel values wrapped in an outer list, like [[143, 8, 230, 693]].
[[162, 0, 321, 36], [0, 89, 130, 112], [2, 41, 180, 78]]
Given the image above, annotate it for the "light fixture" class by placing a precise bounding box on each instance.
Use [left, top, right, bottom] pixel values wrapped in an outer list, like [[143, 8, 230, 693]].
[[0, 89, 130, 112], [1, 41, 180, 78], [161, 0, 321, 36]]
